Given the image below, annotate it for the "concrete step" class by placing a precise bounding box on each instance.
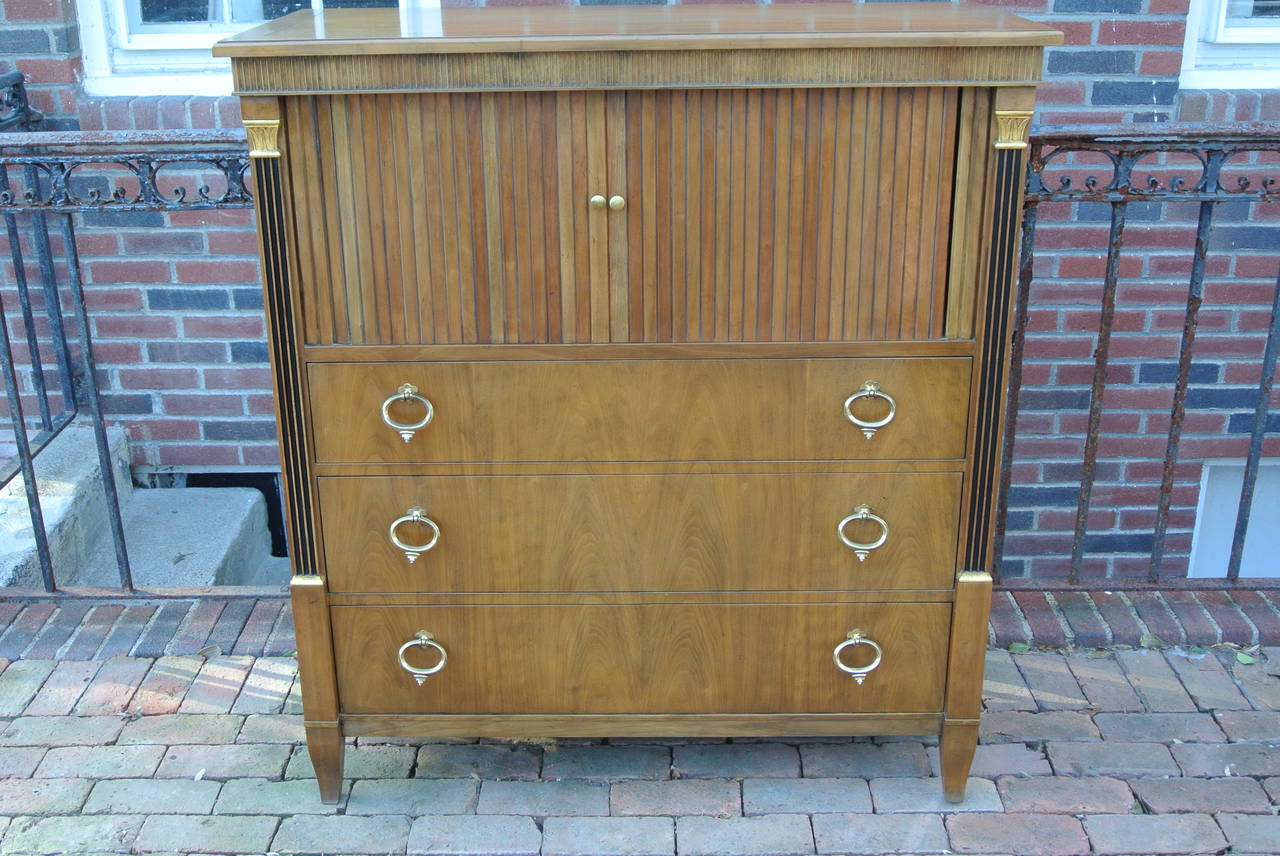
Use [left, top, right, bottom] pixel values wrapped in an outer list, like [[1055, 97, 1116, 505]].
[[67, 486, 278, 588], [0, 421, 133, 588], [0, 417, 288, 589]]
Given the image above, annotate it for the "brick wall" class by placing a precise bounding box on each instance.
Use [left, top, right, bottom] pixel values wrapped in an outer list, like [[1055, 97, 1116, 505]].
[[2, 0, 1278, 579]]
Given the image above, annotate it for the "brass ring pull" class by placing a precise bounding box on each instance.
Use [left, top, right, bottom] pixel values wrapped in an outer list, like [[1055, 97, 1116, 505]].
[[397, 630, 447, 686], [837, 504, 889, 562], [381, 383, 434, 443], [833, 629, 882, 685], [389, 506, 441, 563], [843, 381, 896, 439]]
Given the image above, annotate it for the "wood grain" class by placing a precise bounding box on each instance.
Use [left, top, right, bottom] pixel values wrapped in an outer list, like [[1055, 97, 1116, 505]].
[[316, 471, 962, 594], [330, 602, 951, 714], [307, 356, 971, 463], [612, 87, 958, 342], [285, 87, 959, 345], [216, 4, 1064, 58], [343, 712, 944, 739]]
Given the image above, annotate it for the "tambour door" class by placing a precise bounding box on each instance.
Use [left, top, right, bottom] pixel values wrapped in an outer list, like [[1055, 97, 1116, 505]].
[[605, 87, 961, 342], [284, 87, 961, 346], [283, 90, 608, 346]]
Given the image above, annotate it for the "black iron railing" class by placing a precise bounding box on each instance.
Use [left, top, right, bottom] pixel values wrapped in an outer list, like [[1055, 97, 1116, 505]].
[[1, 102, 1276, 591], [998, 123, 1280, 587], [0, 95, 251, 591]]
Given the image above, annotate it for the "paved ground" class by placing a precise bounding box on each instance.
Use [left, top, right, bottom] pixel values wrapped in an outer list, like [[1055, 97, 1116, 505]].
[[0, 639, 1277, 855], [3, 589, 1280, 666]]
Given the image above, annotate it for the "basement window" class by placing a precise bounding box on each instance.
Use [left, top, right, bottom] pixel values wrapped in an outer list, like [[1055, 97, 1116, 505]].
[[1187, 459, 1280, 578]]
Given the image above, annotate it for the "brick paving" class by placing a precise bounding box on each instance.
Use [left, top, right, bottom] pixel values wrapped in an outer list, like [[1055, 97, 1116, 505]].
[[2, 590, 1278, 661], [0, 609, 1277, 854]]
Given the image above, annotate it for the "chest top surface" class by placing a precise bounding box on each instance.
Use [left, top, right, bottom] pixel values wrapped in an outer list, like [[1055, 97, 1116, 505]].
[[213, 2, 1062, 58]]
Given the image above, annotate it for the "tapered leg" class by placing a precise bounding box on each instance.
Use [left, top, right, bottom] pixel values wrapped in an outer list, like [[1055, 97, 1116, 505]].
[[940, 718, 979, 803], [941, 571, 993, 803], [292, 576, 344, 804], [305, 722, 345, 804]]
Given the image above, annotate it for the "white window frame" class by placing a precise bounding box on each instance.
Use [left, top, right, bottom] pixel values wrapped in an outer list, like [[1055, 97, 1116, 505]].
[[77, 0, 441, 98], [1187, 458, 1280, 579], [1181, 0, 1280, 89]]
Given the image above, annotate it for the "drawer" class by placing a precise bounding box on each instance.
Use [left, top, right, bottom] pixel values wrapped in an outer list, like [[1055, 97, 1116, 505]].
[[308, 357, 970, 463], [317, 472, 961, 593], [331, 602, 950, 714]]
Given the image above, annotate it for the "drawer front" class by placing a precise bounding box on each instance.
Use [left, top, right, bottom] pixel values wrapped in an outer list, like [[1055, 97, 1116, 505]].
[[332, 603, 950, 714], [308, 357, 970, 463], [318, 472, 961, 593]]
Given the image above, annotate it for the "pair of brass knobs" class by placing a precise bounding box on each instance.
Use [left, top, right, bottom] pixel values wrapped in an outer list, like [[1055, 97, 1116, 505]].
[[589, 194, 627, 210]]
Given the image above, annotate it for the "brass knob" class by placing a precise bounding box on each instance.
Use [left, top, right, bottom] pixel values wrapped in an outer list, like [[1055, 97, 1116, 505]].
[[837, 504, 889, 562], [589, 195, 606, 209], [381, 383, 433, 443], [608, 195, 627, 211], [398, 630, 447, 686], [843, 381, 896, 440], [389, 506, 441, 564], [833, 629, 883, 685]]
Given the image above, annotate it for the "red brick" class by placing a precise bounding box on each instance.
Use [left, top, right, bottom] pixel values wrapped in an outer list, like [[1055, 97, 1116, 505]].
[[1013, 591, 1067, 648], [1038, 19, 1092, 46], [61, 604, 124, 661], [94, 315, 178, 338], [136, 419, 201, 441], [1139, 50, 1183, 76], [118, 368, 198, 390], [157, 444, 241, 466], [1091, 592, 1145, 647], [1039, 110, 1127, 125], [88, 260, 170, 284], [182, 316, 264, 339], [1195, 591, 1255, 647], [1098, 20, 1185, 46], [162, 394, 245, 416], [2, 0, 64, 20], [948, 814, 1088, 856], [83, 288, 144, 311], [174, 260, 258, 284], [16, 57, 79, 85], [206, 230, 261, 255], [1038, 509, 1117, 531], [1035, 81, 1086, 106], [168, 210, 253, 228], [989, 592, 1031, 647], [159, 96, 188, 130], [189, 99, 216, 129], [1163, 591, 1220, 645], [1055, 591, 1111, 648], [1230, 591, 1280, 645], [217, 97, 242, 128], [242, 444, 280, 466], [169, 600, 226, 654], [203, 367, 272, 389], [93, 342, 143, 364], [1127, 592, 1184, 645]]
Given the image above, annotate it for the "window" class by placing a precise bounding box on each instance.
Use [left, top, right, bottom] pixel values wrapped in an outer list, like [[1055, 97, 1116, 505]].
[[1187, 459, 1280, 579], [77, 0, 406, 97], [1182, 0, 1280, 89]]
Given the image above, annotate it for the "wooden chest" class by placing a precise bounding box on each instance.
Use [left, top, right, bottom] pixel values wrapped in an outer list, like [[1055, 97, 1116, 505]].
[[215, 2, 1061, 804]]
